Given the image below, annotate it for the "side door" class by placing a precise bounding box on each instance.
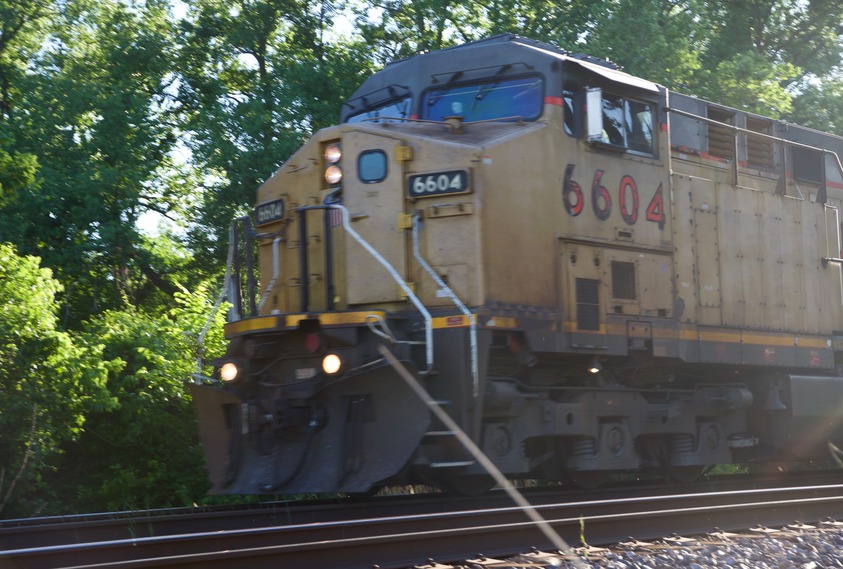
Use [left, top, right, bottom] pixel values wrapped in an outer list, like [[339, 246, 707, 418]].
[[562, 242, 608, 349], [342, 130, 409, 304]]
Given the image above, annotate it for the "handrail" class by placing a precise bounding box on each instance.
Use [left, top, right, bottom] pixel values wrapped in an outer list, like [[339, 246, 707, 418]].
[[258, 236, 282, 312], [668, 107, 841, 155], [411, 211, 479, 399], [305, 204, 434, 373], [667, 106, 843, 204], [226, 216, 257, 321], [194, 222, 239, 378]]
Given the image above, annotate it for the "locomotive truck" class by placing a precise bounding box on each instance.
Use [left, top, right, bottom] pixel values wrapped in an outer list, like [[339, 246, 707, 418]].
[[190, 34, 843, 495]]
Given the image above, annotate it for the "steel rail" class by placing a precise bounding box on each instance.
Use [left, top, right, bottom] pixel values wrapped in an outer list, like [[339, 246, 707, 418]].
[[3, 484, 843, 569]]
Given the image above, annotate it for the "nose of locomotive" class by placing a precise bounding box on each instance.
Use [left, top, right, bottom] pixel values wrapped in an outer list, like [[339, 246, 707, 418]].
[[189, 358, 431, 494]]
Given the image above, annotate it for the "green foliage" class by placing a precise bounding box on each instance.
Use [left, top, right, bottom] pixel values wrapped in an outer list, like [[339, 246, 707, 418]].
[[788, 78, 843, 133], [693, 51, 800, 116], [352, 0, 480, 59], [352, 0, 843, 125], [177, 0, 368, 266], [479, 0, 601, 47], [0, 0, 183, 327], [0, 0, 53, 121], [0, 244, 114, 517], [660, 0, 840, 119], [0, 146, 38, 206], [0, 0, 48, 207], [583, 0, 702, 88], [45, 286, 226, 514]]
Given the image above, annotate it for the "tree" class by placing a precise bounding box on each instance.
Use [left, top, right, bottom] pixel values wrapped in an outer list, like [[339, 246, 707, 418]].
[[0, 0, 49, 206], [44, 285, 228, 513], [698, 0, 842, 79], [0, 145, 37, 206], [178, 0, 371, 267], [351, 0, 480, 61], [0, 0, 53, 121], [0, 244, 114, 517], [580, 0, 701, 89], [788, 78, 843, 133], [353, 0, 842, 123], [676, 0, 841, 117], [0, 0, 184, 327], [694, 51, 799, 116]]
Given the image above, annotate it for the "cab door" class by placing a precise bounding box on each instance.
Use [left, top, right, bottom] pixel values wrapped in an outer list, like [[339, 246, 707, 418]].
[[342, 130, 409, 305], [562, 242, 608, 349]]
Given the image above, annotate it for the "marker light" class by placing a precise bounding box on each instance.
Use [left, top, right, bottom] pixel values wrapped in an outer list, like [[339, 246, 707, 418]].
[[324, 144, 342, 164], [325, 165, 343, 185], [220, 362, 239, 382], [305, 332, 321, 354], [322, 353, 342, 375]]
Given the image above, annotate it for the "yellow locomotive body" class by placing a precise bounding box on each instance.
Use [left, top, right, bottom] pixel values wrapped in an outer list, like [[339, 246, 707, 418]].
[[191, 35, 843, 494]]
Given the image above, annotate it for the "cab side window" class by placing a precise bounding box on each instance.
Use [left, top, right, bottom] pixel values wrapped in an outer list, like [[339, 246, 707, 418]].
[[626, 100, 654, 154], [601, 94, 626, 146], [587, 88, 655, 156]]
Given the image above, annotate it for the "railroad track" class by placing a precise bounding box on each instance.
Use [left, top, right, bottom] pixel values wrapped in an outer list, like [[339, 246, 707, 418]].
[[3, 480, 843, 569]]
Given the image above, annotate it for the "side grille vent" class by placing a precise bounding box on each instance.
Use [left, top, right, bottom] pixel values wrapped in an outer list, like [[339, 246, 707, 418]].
[[707, 108, 734, 161], [575, 278, 600, 331], [611, 261, 636, 300]]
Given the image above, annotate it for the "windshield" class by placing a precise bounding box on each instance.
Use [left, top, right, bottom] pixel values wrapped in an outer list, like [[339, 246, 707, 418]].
[[422, 76, 543, 122], [347, 96, 413, 123]]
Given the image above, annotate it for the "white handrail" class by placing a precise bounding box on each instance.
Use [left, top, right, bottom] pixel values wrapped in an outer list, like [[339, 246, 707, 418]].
[[195, 224, 238, 378], [411, 212, 479, 399], [329, 204, 434, 373], [258, 236, 282, 312]]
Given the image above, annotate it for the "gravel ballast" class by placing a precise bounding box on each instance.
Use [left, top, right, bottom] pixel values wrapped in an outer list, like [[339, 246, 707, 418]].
[[414, 520, 843, 569]]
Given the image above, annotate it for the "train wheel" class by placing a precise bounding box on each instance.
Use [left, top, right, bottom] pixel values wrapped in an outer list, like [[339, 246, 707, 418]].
[[437, 474, 496, 496]]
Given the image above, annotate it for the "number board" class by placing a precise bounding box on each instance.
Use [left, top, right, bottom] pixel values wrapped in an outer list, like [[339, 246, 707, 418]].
[[254, 198, 286, 226], [408, 170, 469, 198]]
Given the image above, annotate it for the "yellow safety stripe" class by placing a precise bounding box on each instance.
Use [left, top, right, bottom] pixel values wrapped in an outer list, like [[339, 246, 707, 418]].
[[224, 316, 279, 337], [224, 310, 387, 338], [223, 311, 832, 353], [558, 320, 831, 350], [687, 326, 830, 349], [431, 314, 476, 329], [285, 311, 386, 328], [483, 316, 519, 329]]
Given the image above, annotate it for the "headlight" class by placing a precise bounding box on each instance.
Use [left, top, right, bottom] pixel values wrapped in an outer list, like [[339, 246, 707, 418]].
[[220, 362, 239, 382], [324, 144, 342, 164], [325, 165, 343, 185], [322, 353, 342, 375]]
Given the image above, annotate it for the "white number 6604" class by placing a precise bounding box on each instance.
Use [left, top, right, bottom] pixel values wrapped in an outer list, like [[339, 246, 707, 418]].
[[409, 171, 467, 197]]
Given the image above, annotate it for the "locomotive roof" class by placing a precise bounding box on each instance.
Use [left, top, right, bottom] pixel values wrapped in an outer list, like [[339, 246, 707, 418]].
[[512, 39, 659, 93], [340, 34, 843, 156], [341, 34, 658, 121]]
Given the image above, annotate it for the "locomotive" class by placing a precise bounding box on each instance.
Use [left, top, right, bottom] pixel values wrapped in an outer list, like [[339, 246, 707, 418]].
[[190, 34, 843, 495]]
